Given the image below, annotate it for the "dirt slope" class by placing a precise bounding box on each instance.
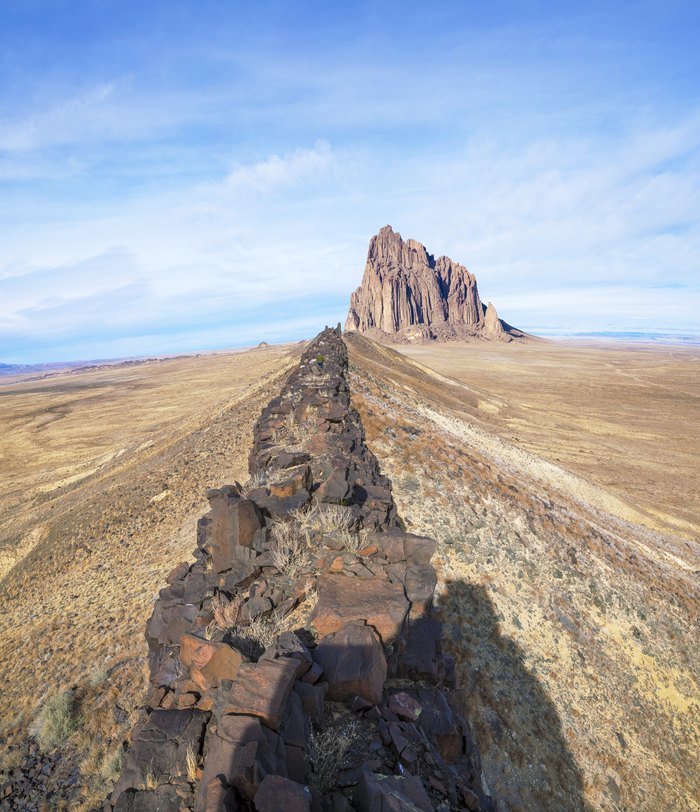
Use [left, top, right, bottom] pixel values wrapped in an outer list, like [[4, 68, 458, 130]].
[[0, 345, 300, 803], [346, 333, 700, 812]]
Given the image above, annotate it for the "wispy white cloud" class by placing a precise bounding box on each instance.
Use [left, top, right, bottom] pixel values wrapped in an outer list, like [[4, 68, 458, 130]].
[[225, 140, 335, 193]]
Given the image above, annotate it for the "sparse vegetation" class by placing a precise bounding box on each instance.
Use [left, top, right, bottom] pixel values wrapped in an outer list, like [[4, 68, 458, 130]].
[[98, 746, 124, 784], [212, 591, 245, 630], [185, 744, 198, 782], [226, 613, 286, 660]]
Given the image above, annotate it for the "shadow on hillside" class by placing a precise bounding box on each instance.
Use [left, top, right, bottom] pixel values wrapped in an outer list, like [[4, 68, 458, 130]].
[[439, 579, 588, 812]]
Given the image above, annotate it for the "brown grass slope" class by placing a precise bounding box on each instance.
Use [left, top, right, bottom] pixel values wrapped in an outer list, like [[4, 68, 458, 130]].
[[0, 345, 300, 806], [346, 333, 700, 812]]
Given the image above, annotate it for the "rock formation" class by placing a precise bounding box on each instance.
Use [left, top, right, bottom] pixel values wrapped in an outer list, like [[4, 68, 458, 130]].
[[105, 327, 495, 811], [345, 226, 523, 343]]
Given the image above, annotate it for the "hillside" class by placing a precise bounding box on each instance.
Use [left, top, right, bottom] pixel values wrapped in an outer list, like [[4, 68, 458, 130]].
[[346, 333, 700, 810]]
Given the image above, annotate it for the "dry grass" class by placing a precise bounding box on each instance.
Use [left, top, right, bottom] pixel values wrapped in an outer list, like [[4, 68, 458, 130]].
[[396, 339, 700, 540], [296, 503, 354, 534], [270, 518, 314, 577], [29, 690, 78, 750], [185, 745, 198, 783], [226, 613, 286, 660], [212, 591, 245, 631]]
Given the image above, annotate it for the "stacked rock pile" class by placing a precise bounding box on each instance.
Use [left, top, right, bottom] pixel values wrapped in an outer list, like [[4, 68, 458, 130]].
[[108, 326, 494, 811]]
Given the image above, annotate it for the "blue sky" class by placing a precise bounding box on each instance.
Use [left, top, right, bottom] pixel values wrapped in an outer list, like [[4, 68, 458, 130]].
[[1, 0, 699, 362]]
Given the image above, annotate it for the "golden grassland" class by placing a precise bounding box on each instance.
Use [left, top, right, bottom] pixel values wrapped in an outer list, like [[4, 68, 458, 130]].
[[395, 339, 700, 541], [346, 333, 700, 812], [0, 344, 300, 807]]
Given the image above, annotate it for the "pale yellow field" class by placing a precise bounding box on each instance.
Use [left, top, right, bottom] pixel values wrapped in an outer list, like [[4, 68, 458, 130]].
[[395, 340, 700, 540]]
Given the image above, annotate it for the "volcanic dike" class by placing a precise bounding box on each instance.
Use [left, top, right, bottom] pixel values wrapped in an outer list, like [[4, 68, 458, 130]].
[[108, 326, 495, 811]]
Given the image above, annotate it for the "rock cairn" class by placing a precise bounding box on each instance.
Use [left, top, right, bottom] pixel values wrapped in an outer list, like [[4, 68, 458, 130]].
[[108, 326, 494, 811], [345, 226, 520, 343]]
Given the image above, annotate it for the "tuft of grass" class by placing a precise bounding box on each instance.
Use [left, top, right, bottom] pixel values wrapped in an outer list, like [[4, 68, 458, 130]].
[[212, 591, 245, 631], [271, 518, 314, 577], [300, 503, 354, 535], [30, 689, 79, 750], [226, 612, 286, 659], [185, 744, 198, 782], [307, 718, 361, 793], [98, 746, 124, 784]]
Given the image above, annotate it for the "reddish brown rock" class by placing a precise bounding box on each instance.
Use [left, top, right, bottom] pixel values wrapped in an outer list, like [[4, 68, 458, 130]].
[[217, 658, 298, 730], [205, 488, 262, 572], [388, 692, 422, 722], [314, 621, 387, 706], [269, 464, 312, 498], [254, 774, 312, 811], [191, 644, 244, 690], [180, 634, 216, 670], [310, 572, 409, 643], [345, 226, 521, 343]]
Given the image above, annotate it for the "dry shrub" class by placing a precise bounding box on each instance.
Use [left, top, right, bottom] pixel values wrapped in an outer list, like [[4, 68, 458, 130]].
[[307, 718, 361, 793], [226, 613, 285, 660], [212, 591, 245, 631], [299, 503, 354, 534]]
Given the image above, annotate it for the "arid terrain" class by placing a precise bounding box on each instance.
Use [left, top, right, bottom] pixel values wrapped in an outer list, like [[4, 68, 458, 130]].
[[397, 340, 700, 541], [0, 345, 300, 805], [346, 334, 700, 811], [0, 334, 698, 811]]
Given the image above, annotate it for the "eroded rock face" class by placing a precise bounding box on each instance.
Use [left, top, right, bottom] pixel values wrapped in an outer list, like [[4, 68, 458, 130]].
[[345, 226, 521, 343]]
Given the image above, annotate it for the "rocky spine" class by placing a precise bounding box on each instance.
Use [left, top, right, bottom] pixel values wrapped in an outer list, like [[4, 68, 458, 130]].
[[106, 326, 494, 812]]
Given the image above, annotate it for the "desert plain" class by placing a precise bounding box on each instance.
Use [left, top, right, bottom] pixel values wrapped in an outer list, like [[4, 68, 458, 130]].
[[0, 334, 698, 811]]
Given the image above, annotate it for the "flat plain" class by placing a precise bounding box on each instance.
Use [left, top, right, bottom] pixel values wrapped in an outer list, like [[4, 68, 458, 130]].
[[396, 339, 700, 541]]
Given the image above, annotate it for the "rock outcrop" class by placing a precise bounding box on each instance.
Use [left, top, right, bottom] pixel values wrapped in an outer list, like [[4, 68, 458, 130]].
[[345, 226, 524, 343], [105, 326, 495, 811]]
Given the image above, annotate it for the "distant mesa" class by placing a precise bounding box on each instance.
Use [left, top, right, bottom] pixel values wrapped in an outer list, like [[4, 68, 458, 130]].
[[256, 341, 270, 349], [345, 225, 525, 343]]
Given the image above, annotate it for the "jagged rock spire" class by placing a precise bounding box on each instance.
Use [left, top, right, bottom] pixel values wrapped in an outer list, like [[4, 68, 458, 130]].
[[345, 226, 520, 343]]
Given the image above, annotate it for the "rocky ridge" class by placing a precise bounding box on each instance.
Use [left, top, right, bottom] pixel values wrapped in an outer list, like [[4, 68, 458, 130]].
[[345, 227, 522, 344], [103, 326, 494, 811]]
